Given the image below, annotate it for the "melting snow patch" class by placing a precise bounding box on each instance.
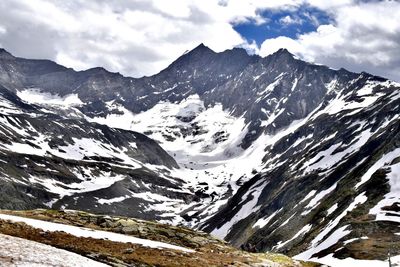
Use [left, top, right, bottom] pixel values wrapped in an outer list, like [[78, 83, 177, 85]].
[[17, 89, 83, 107], [253, 208, 282, 229], [356, 147, 400, 189], [301, 183, 337, 216], [29, 173, 126, 199], [211, 180, 265, 239], [369, 162, 400, 223], [308, 253, 400, 267], [296, 192, 368, 260], [98, 196, 128, 205], [327, 203, 338, 216], [274, 224, 312, 250], [257, 75, 283, 96], [300, 190, 317, 204]]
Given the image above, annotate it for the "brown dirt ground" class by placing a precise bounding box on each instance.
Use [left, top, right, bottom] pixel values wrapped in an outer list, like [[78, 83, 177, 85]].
[[0, 210, 321, 267]]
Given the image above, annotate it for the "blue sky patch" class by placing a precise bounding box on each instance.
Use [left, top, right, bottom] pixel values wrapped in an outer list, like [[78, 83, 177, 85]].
[[233, 5, 332, 46]]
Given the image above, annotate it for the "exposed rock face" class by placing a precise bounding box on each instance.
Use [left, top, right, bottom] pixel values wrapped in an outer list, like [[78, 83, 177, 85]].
[[0, 44, 399, 265], [0, 83, 185, 218]]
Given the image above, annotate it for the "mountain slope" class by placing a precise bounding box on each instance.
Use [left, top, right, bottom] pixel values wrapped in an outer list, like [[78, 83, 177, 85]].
[[0, 83, 194, 221], [202, 74, 400, 262], [0, 45, 399, 266]]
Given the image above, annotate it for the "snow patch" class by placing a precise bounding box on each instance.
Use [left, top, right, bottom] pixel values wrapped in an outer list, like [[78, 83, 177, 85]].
[[253, 208, 282, 229], [296, 192, 368, 260], [17, 89, 83, 107], [369, 162, 400, 223], [355, 148, 400, 189], [0, 233, 109, 267]]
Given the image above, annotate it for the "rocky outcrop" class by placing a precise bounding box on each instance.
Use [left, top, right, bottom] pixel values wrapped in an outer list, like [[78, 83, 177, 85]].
[[0, 209, 321, 267]]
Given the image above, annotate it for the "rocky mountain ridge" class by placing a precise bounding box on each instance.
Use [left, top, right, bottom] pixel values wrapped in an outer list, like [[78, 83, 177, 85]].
[[0, 45, 399, 266]]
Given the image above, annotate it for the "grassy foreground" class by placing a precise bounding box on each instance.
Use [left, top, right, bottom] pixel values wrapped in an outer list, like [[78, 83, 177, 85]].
[[0, 209, 322, 267]]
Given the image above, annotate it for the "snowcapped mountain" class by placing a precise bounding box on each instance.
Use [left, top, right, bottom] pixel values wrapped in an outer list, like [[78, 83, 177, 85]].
[[0, 44, 399, 266]]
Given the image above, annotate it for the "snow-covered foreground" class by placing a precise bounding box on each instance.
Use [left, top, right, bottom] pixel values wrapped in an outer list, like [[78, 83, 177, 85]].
[[0, 233, 109, 267], [0, 214, 194, 253]]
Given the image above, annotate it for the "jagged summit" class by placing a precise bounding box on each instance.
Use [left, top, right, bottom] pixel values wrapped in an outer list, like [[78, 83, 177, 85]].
[[187, 43, 216, 56], [185, 43, 256, 61], [266, 47, 299, 63], [275, 47, 292, 55], [158, 43, 255, 82], [194, 42, 211, 50], [82, 66, 123, 77], [85, 66, 108, 73]]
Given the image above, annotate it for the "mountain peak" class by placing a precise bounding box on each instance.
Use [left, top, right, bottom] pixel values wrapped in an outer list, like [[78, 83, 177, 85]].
[[85, 67, 107, 74], [276, 48, 290, 53], [190, 43, 215, 54], [272, 48, 296, 58], [264, 48, 300, 65], [162, 43, 216, 71], [225, 46, 251, 56]]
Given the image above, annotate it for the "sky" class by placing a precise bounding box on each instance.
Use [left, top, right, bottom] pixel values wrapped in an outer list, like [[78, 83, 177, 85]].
[[0, 0, 399, 81]]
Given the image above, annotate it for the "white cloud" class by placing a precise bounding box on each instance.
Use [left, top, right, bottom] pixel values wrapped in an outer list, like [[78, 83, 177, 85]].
[[0, 0, 247, 77], [305, 0, 353, 10], [279, 15, 303, 26], [238, 39, 260, 55], [151, 0, 192, 18], [260, 36, 304, 57], [0, 0, 301, 77], [0, 25, 6, 35], [260, 1, 400, 81]]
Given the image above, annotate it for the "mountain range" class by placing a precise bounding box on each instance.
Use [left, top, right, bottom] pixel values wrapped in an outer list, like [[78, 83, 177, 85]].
[[0, 44, 399, 266]]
